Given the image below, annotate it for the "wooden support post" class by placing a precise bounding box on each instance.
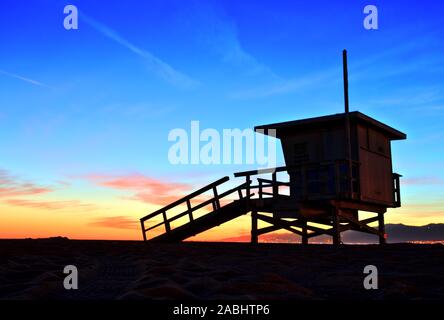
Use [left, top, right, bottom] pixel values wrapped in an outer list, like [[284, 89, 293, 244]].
[[332, 207, 341, 245], [259, 179, 263, 199], [272, 172, 278, 197], [213, 186, 220, 210], [245, 175, 252, 210], [301, 218, 308, 245], [378, 212, 386, 244], [251, 210, 258, 244], [186, 199, 193, 222], [141, 220, 147, 241], [245, 175, 251, 198], [162, 211, 171, 233]]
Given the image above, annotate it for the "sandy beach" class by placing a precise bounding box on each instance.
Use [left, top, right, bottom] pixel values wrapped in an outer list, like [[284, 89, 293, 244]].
[[0, 239, 443, 300]]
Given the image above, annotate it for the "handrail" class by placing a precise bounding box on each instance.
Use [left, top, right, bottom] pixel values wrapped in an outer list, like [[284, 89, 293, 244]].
[[234, 166, 287, 177], [140, 176, 229, 222], [168, 181, 251, 223], [234, 159, 360, 177], [257, 178, 290, 186], [149, 180, 251, 231]]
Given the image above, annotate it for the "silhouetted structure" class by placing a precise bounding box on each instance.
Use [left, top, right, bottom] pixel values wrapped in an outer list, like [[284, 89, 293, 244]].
[[140, 51, 406, 244]]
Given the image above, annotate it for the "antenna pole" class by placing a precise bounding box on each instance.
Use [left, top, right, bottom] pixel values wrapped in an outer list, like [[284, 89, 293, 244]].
[[343, 49, 349, 113], [343, 49, 353, 198]]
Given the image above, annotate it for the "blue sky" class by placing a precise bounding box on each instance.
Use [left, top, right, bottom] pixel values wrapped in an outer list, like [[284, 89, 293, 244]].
[[0, 0, 443, 235]]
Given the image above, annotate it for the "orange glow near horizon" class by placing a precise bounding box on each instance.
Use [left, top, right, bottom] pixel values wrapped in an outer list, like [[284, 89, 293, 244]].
[[1, 199, 444, 241], [1, 169, 443, 241], [0, 197, 253, 241]]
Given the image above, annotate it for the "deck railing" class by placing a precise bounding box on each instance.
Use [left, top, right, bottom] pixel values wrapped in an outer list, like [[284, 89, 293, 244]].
[[234, 159, 361, 200]]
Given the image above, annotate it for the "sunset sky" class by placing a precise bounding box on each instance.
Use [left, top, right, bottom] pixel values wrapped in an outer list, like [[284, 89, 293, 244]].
[[1, 0, 443, 240]]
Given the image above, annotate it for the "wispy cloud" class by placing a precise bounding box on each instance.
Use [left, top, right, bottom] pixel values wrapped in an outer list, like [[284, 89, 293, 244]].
[[81, 173, 192, 206], [81, 14, 199, 89], [402, 201, 444, 209], [370, 87, 442, 107], [351, 55, 444, 84], [195, 4, 279, 80], [89, 216, 139, 230], [0, 169, 52, 198], [5, 198, 97, 211], [0, 169, 98, 211], [84, 173, 189, 192], [0, 69, 52, 89], [231, 38, 438, 99], [403, 176, 444, 186], [230, 68, 338, 99], [211, 20, 279, 79]]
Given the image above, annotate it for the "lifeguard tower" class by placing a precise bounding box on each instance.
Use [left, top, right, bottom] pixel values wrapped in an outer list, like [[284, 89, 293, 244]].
[[140, 51, 406, 244]]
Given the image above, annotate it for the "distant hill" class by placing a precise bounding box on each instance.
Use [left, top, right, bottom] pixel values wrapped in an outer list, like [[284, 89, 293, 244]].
[[221, 223, 444, 243], [342, 223, 444, 243]]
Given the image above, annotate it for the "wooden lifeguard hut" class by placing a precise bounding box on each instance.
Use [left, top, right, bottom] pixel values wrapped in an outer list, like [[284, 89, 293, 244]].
[[140, 50, 406, 244]]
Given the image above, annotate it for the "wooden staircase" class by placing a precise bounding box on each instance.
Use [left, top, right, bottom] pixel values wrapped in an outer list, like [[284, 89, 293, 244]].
[[147, 200, 250, 242], [140, 177, 252, 242]]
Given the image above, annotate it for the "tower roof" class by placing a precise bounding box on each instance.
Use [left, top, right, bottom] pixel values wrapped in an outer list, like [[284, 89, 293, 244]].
[[255, 111, 406, 140]]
